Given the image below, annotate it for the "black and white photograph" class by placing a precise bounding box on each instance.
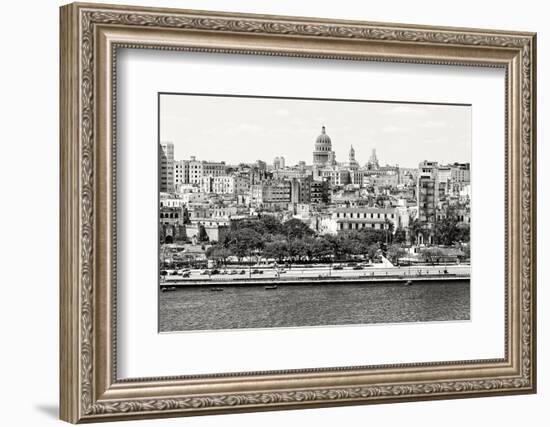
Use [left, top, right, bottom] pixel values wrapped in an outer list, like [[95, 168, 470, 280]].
[[49, 1, 538, 423], [158, 93, 472, 332]]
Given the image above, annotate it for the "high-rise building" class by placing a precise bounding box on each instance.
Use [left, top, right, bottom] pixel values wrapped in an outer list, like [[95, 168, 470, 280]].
[[255, 160, 267, 171], [174, 160, 190, 186], [159, 142, 174, 192], [416, 160, 440, 244], [273, 156, 286, 170]]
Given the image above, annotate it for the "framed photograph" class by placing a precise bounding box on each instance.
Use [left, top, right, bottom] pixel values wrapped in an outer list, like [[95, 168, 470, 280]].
[[60, 2, 537, 423]]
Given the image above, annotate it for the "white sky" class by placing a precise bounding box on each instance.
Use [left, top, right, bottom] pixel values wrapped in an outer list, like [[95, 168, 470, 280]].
[[160, 94, 471, 169]]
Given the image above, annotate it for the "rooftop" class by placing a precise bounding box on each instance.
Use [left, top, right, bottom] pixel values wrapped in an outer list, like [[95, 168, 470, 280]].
[[332, 206, 396, 213]]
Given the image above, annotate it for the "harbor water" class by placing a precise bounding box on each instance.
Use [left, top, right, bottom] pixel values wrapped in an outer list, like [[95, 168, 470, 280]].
[[159, 279, 470, 332]]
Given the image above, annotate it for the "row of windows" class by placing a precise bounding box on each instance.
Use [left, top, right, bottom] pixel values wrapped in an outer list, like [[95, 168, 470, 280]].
[[160, 212, 179, 219], [338, 222, 386, 230], [336, 212, 394, 219], [160, 201, 185, 207], [193, 221, 225, 227]]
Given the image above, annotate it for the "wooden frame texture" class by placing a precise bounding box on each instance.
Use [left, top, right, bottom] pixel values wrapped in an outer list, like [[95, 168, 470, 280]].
[[60, 2, 537, 423]]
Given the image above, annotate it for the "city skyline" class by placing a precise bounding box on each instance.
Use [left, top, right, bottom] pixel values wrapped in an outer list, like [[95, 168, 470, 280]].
[[160, 93, 471, 168], [158, 93, 472, 332]]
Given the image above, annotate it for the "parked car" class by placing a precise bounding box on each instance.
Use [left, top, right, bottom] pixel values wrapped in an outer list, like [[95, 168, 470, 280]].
[[332, 265, 343, 270], [239, 270, 246, 275], [211, 269, 220, 275], [181, 271, 190, 278], [230, 270, 238, 275], [352, 265, 364, 270], [200, 270, 209, 275]]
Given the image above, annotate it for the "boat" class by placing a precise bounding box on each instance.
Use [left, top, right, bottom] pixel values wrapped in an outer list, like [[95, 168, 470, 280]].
[[161, 286, 177, 292], [264, 285, 278, 290], [210, 287, 224, 292]]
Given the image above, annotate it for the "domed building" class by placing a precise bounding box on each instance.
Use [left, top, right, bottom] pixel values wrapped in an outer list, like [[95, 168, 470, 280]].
[[313, 126, 336, 167]]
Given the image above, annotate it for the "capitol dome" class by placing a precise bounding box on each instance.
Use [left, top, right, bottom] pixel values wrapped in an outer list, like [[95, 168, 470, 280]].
[[315, 126, 332, 151], [313, 126, 335, 167]]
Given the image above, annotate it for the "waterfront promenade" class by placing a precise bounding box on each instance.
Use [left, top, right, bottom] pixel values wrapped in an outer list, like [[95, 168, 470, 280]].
[[161, 263, 470, 287]]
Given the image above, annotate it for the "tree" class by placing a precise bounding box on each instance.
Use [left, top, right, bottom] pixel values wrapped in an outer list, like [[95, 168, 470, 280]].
[[460, 242, 470, 260], [282, 218, 315, 240], [408, 217, 428, 245], [434, 206, 465, 245], [300, 236, 317, 261], [387, 244, 407, 265], [393, 227, 407, 244], [259, 215, 284, 235], [231, 218, 265, 234], [311, 237, 332, 261], [230, 216, 285, 241], [384, 218, 394, 243], [222, 228, 263, 260], [355, 229, 386, 246], [455, 223, 470, 243], [206, 245, 232, 266], [288, 238, 307, 262], [347, 238, 366, 258], [423, 247, 444, 265], [364, 244, 380, 263], [263, 240, 289, 263], [324, 234, 344, 261], [197, 224, 209, 242]]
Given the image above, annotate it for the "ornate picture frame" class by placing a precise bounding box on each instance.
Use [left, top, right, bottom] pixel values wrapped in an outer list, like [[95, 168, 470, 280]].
[[60, 2, 536, 423]]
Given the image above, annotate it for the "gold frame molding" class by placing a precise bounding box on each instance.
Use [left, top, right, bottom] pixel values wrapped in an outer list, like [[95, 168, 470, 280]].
[[60, 2, 537, 423]]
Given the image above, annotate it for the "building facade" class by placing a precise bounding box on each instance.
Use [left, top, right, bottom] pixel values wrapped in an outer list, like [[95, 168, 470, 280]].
[[321, 207, 397, 234], [250, 180, 292, 208], [450, 162, 471, 183], [174, 160, 190, 186], [159, 142, 174, 192], [188, 156, 227, 185]]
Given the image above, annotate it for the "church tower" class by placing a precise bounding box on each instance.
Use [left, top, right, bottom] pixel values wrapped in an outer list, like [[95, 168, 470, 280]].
[[367, 148, 380, 170], [348, 145, 359, 170]]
